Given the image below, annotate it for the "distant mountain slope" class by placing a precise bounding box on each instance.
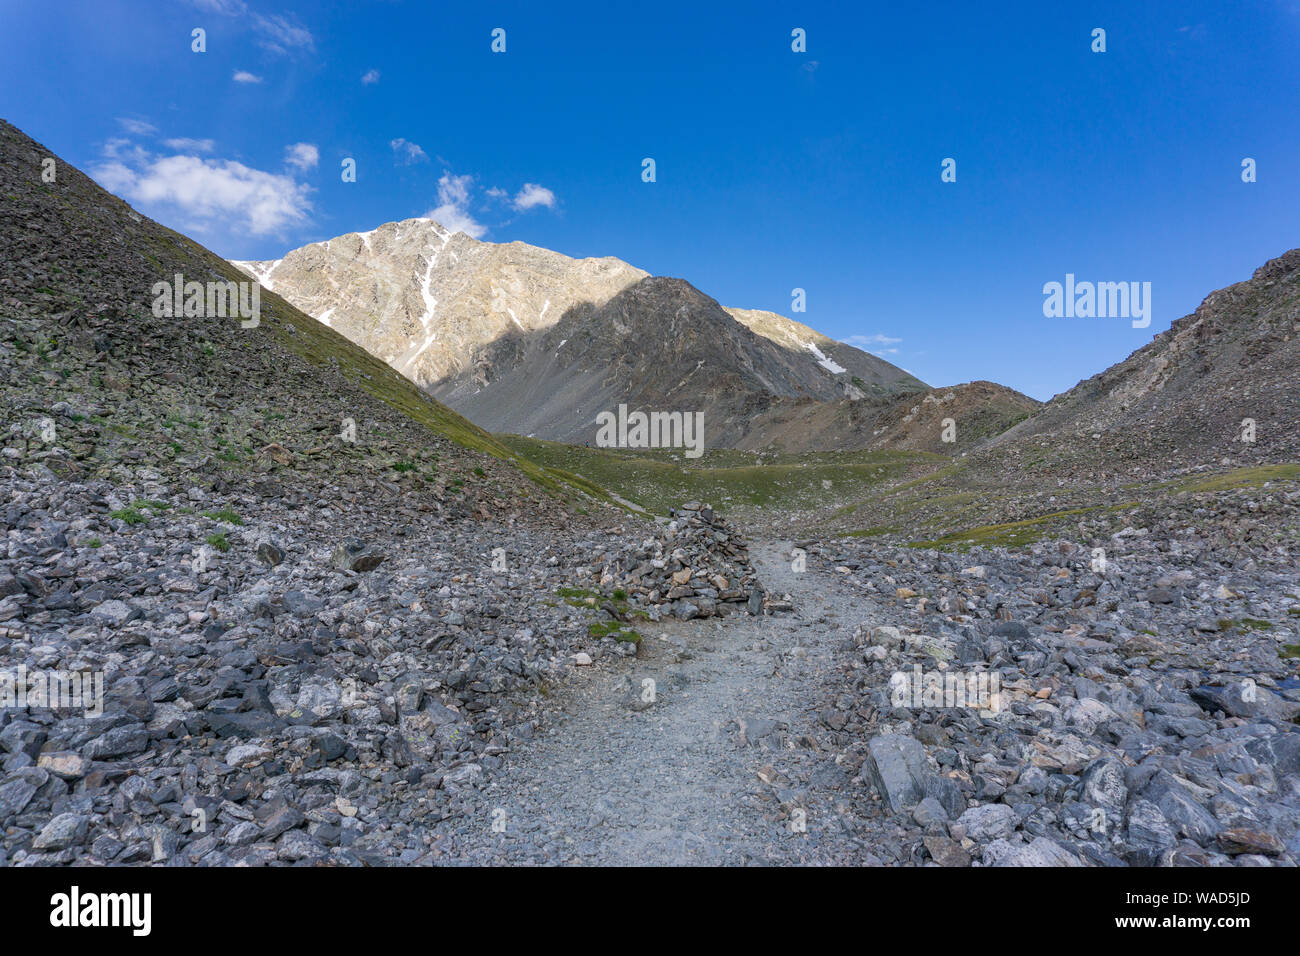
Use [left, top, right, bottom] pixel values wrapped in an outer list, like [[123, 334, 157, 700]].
[[697, 381, 1039, 454], [429, 276, 910, 445], [232, 219, 929, 448], [725, 307, 917, 399], [864, 381, 1041, 454], [989, 249, 1300, 474]]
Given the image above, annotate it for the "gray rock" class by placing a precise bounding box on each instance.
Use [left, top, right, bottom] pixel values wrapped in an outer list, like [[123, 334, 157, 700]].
[[1126, 799, 1177, 855], [0, 768, 47, 817], [256, 541, 286, 566], [988, 836, 1086, 867], [89, 599, 136, 626], [1191, 682, 1300, 720], [33, 813, 90, 850], [1080, 755, 1128, 813], [863, 734, 936, 815], [912, 796, 949, 828], [329, 541, 386, 573], [955, 803, 1018, 842]]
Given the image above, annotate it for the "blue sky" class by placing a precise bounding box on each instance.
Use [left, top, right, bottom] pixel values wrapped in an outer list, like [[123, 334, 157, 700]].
[[3, 0, 1298, 401]]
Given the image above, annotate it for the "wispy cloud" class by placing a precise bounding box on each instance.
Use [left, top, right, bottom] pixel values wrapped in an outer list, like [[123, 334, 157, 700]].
[[164, 137, 216, 153], [188, 2, 314, 55], [425, 174, 562, 237], [361, 69, 380, 85], [284, 142, 319, 171], [117, 117, 157, 136], [843, 333, 901, 345], [102, 138, 150, 164], [232, 70, 263, 84], [389, 138, 428, 165], [252, 13, 314, 53], [190, 0, 248, 13]]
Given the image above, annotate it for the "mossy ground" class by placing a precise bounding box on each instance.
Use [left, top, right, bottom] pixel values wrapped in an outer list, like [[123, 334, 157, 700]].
[[502, 436, 942, 516], [906, 503, 1140, 551]]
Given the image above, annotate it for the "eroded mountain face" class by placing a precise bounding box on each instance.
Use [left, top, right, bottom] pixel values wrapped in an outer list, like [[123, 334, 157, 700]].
[[233, 219, 650, 390], [233, 221, 928, 446]]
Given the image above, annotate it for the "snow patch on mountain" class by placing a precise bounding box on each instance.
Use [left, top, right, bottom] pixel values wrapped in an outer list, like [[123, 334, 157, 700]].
[[806, 342, 846, 374]]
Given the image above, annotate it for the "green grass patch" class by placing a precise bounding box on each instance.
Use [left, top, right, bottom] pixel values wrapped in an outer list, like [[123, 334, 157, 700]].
[[502, 435, 941, 515], [909, 507, 1101, 551], [587, 620, 642, 643], [109, 499, 171, 526], [110, 506, 148, 525], [1219, 617, 1275, 633], [205, 532, 231, 552], [907, 501, 1140, 551], [1170, 463, 1300, 494]]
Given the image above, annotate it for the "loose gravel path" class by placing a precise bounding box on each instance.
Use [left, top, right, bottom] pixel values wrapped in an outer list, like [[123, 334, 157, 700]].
[[427, 539, 888, 865]]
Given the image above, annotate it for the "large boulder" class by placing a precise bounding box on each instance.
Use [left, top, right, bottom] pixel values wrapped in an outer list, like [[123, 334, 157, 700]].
[[863, 733, 936, 815]]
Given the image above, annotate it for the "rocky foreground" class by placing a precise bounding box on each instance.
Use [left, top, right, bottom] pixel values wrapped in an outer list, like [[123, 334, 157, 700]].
[[0, 460, 780, 864], [0, 466, 623, 865], [805, 483, 1300, 866], [3, 463, 1297, 865]]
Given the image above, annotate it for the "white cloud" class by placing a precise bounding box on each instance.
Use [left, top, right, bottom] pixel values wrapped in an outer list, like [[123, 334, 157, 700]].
[[361, 69, 380, 85], [425, 173, 486, 239], [164, 137, 216, 153], [512, 182, 556, 211], [389, 138, 428, 165], [284, 142, 319, 171], [117, 117, 157, 136], [253, 13, 314, 53], [93, 152, 312, 236], [418, 173, 560, 237], [232, 70, 263, 84]]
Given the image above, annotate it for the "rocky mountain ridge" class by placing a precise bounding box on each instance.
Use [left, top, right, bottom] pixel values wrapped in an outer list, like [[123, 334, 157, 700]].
[[232, 219, 935, 448]]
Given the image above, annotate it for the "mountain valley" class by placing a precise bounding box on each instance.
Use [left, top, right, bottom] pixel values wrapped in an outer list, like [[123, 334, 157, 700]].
[[2, 117, 1298, 870]]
